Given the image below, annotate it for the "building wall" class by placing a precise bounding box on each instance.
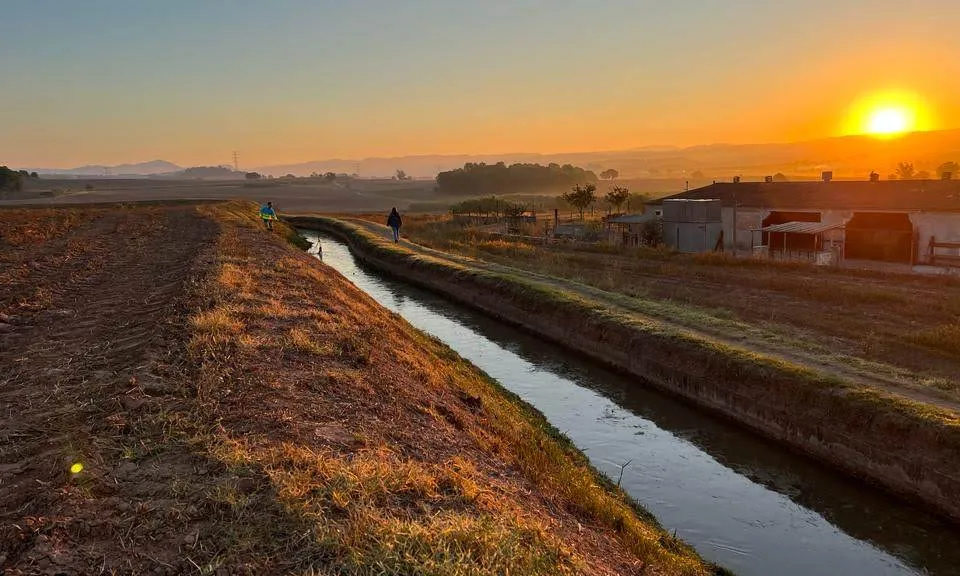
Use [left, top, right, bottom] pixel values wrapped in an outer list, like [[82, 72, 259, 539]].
[[664, 221, 724, 253], [912, 212, 960, 263]]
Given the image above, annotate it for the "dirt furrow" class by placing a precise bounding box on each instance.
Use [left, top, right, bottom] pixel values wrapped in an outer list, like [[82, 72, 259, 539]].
[[0, 207, 218, 571]]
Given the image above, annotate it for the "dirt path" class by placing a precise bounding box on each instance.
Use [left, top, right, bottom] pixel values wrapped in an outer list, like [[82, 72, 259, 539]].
[[0, 207, 219, 573], [344, 218, 960, 414]]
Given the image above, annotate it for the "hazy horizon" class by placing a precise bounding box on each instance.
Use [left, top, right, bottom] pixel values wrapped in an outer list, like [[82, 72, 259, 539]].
[[4, 0, 960, 168]]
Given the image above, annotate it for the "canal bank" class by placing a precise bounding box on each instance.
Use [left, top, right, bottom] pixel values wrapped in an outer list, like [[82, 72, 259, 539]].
[[289, 215, 960, 526], [304, 229, 960, 575]]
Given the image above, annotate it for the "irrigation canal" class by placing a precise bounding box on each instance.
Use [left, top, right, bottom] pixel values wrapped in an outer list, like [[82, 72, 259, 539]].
[[306, 230, 960, 576]]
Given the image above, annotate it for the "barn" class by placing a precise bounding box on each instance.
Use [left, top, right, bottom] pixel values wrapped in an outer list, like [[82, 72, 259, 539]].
[[650, 179, 960, 266]]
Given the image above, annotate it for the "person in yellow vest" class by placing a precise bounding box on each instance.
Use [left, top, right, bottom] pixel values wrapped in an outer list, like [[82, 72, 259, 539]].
[[259, 202, 277, 230]]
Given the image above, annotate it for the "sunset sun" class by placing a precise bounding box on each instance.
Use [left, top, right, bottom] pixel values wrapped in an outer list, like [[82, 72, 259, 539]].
[[866, 107, 911, 136], [845, 90, 933, 139]]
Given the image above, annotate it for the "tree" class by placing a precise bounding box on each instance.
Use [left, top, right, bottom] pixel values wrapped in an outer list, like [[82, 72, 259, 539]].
[[937, 161, 960, 179], [503, 201, 526, 218], [895, 162, 916, 180], [324, 172, 337, 182], [562, 183, 596, 220], [30, 171, 38, 179], [600, 168, 620, 181], [639, 219, 662, 246], [772, 172, 789, 182], [395, 169, 409, 181], [605, 186, 630, 214], [245, 171, 262, 180], [0, 166, 24, 192]]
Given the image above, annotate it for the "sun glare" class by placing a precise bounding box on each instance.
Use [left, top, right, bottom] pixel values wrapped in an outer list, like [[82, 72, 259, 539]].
[[867, 107, 910, 136], [844, 90, 933, 139]]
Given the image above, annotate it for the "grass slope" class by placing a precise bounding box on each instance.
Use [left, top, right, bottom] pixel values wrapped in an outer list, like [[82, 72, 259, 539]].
[[187, 201, 719, 574], [1, 201, 719, 575]]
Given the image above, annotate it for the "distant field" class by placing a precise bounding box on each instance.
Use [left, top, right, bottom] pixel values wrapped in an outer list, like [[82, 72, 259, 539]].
[[0, 177, 440, 213], [1, 176, 685, 215]]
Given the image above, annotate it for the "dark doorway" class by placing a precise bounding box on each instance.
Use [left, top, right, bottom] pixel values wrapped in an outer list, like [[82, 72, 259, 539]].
[[845, 212, 914, 263], [763, 211, 821, 252]]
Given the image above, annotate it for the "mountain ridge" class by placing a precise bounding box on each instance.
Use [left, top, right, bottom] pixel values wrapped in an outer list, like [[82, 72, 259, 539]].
[[19, 128, 960, 179]]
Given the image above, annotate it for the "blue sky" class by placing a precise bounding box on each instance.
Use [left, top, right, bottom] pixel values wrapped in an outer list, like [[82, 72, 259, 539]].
[[3, 0, 958, 167]]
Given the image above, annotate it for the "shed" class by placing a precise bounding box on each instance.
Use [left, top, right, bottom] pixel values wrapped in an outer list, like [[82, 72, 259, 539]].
[[752, 221, 845, 263], [662, 199, 723, 253], [608, 212, 660, 247]]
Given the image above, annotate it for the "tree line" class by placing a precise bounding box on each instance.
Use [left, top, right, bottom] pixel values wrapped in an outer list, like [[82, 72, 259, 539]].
[[437, 162, 598, 196], [887, 161, 960, 181], [0, 166, 40, 192]]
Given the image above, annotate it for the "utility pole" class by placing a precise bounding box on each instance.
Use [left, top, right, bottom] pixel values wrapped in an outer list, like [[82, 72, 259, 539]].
[[232, 151, 240, 172]]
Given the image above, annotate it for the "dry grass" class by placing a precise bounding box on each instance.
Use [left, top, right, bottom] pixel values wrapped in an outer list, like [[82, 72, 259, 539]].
[[910, 323, 960, 357], [0, 208, 91, 247], [180, 201, 717, 574]]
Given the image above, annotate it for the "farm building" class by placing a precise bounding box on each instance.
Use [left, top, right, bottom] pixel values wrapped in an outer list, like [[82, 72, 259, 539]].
[[607, 211, 661, 247], [650, 178, 960, 266], [661, 199, 724, 253]]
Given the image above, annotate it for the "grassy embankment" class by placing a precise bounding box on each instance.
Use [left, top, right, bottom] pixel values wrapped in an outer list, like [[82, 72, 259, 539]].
[[177, 202, 720, 574], [379, 214, 960, 400], [301, 215, 960, 523], [1, 201, 718, 574]]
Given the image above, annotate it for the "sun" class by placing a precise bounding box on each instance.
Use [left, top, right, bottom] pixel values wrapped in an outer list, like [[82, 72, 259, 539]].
[[866, 107, 911, 136], [844, 90, 933, 139]]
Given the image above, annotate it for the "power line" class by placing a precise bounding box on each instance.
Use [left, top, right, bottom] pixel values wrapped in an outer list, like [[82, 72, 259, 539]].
[[232, 151, 240, 172]]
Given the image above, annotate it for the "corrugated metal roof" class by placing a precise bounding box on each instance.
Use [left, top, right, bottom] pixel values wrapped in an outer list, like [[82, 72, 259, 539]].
[[651, 181, 960, 211], [759, 221, 844, 234]]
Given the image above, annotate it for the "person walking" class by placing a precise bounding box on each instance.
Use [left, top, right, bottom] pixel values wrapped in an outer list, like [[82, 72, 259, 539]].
[[387, 207, 402, 243], [259, 202, 277, 230]]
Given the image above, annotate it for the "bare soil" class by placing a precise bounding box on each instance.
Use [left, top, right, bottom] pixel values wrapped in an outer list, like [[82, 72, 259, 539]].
[[1, 206, 220, 573]]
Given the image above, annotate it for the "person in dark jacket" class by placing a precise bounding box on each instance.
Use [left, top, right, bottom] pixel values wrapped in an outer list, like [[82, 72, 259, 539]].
[[386, 207, 402, 242]]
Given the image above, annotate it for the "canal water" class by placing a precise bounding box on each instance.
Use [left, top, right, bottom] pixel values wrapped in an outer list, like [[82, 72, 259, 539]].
[[307, 231, 960, 576]]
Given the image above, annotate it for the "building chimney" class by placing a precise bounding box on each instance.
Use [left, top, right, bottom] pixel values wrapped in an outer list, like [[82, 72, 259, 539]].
[[869, 171, 880, 182], [821, 171, 833, 182]]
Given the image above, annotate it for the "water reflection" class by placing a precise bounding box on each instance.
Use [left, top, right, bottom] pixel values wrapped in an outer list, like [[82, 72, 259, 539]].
[[305, 231, 960, 576]]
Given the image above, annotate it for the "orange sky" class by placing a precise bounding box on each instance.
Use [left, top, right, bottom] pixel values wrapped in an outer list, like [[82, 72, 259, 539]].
[[3, 1, 959, 168]]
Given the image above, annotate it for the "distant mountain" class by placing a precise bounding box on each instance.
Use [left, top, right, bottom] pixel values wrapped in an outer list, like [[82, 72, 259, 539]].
[[256, 129, 960, 180], [24, 127, 960, 182], [30, 160, 182, 176]]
